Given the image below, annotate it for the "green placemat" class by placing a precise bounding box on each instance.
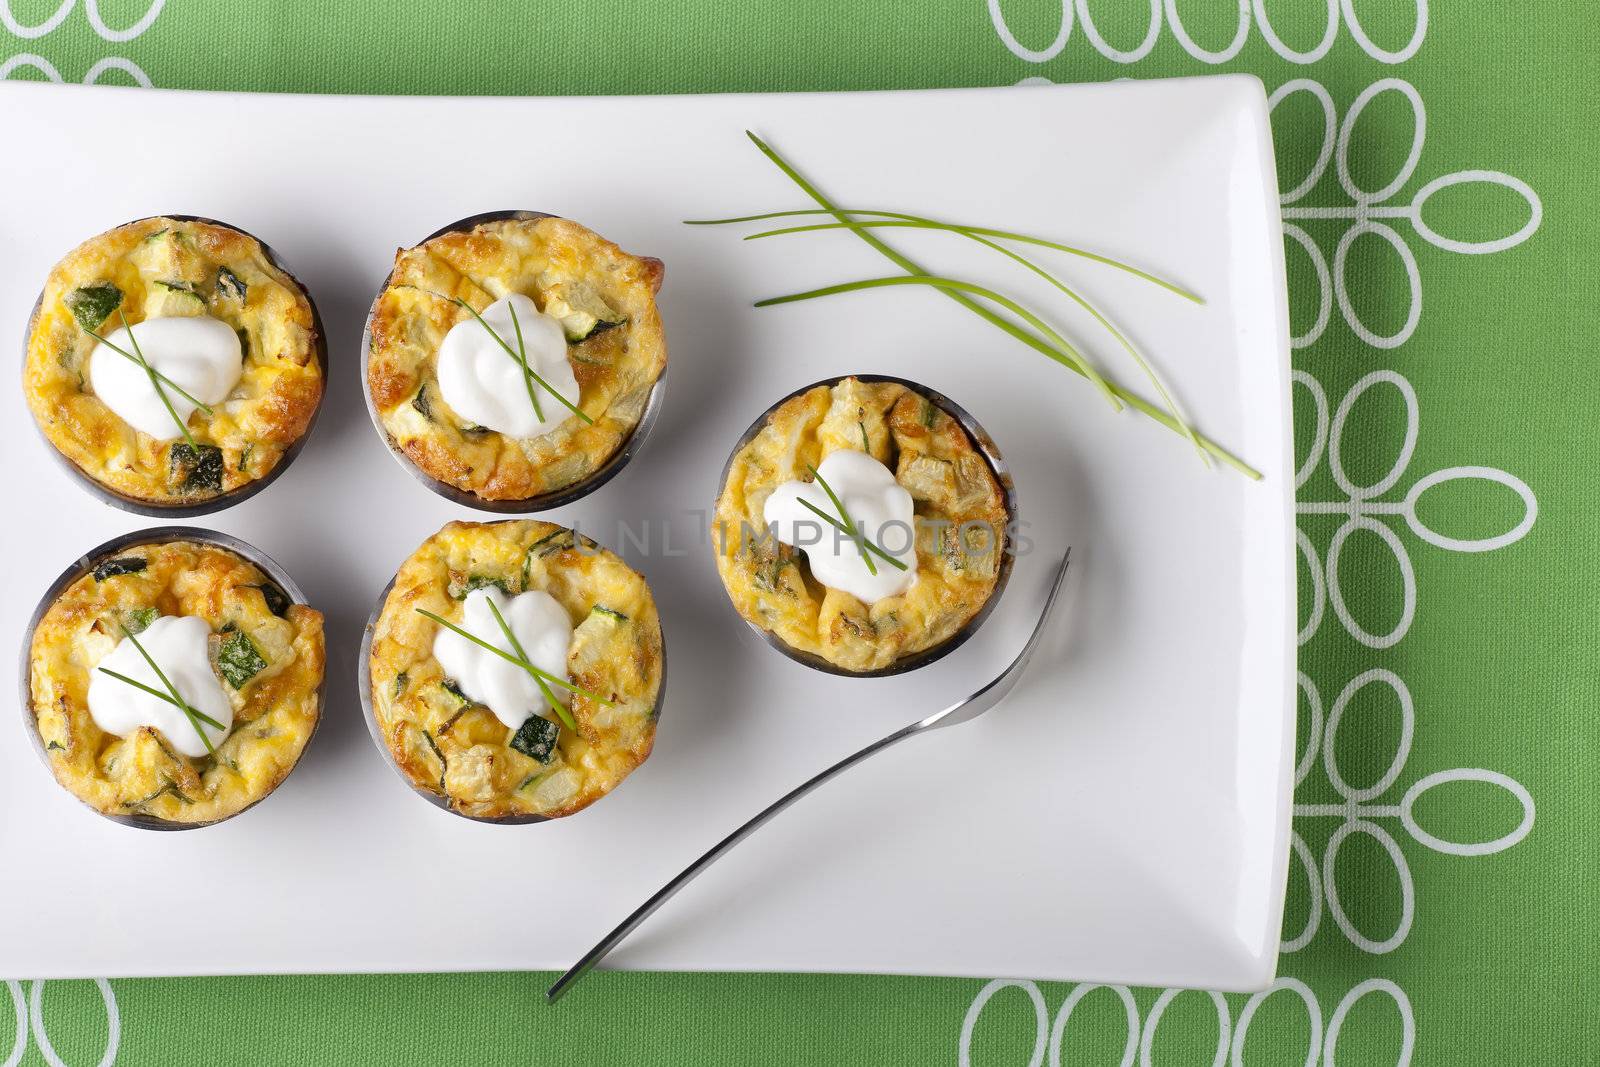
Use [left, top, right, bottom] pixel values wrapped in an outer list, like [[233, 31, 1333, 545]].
[[4, 2, 1595, 1064]]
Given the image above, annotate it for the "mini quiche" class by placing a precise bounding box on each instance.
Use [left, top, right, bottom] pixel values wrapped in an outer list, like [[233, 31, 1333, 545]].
[[23, 216, 324, 509], [365, 213, 667, 505], [715, 376, 1013, 674], [366, 519, 664, 822], [26, 537, 325, 827]]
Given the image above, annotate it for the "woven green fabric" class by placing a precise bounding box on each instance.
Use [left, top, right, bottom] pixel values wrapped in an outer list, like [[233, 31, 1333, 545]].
[[4, 2, 1596, 1064]]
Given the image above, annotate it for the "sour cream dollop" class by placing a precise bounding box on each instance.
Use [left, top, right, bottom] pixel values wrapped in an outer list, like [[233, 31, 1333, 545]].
[[763, 449, 918, 604], [431, 587, 574, 729], [436, 294, 580, 439], [86, 615, 234, 758], [88, 316, 243, 440]]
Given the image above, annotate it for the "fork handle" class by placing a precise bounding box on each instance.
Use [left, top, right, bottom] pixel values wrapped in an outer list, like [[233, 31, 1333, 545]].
[[546, 719, 923, 1002]]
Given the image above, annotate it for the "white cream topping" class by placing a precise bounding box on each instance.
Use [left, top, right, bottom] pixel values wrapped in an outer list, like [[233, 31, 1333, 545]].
[[436, 294, 580, 439], [431, 587, 574, 730], [763, 449, 918, 604], [88, 316, 243, 440], [85, 615, 234, 758]]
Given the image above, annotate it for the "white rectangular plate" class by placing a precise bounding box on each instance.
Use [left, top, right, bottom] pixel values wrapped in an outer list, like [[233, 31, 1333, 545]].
[[0, 74, 1294, 991]]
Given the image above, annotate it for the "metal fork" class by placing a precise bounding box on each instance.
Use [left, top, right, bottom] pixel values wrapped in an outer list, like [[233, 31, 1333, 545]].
[[546, 549, 1073, 1002]]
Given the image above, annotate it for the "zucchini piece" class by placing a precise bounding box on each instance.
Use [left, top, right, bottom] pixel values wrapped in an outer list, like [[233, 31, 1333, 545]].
[[921, 397, 938, 429], [411, 384, 433, 420], [153, 280, 208, 315], [752, 556, 794, 595], [529, 529, 576, 558], [123, 607, 159, 635], [244, 581, 291, 616], [46, 740, 66, 752], [238, 442, 254, 474], [440, 679, 470, 708], [93, 556, 147, 581], [394, 671, 409, 698], [591, 605, 629, 623], [509, 715, 559, 764], [517, 769, 550, 793], [436, 707, 467, 737], [143, 227, 169, 243], [65, 283, 122, 331], [543, 280, 626, 342], [215, 267, 247, 302], [420, 729, 447, 791], [170, 443, 224, 493], [236, 327, 251, 360], [216, 630, 267, 689], [448, 573, 511, 600]]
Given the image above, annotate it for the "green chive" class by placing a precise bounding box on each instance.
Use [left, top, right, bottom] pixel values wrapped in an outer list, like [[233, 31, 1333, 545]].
[[733, 215, 1202, 304], [506, 295, 546, 422], [760, 275, 1122, 412], [796, 498, 909, 573], [94, 668, 227, 731], [414, 608, 612, 707], [749, 215, 1207, 465], [804, 463, 876, 575], [484, 597, 580, 734], [85, 328, 214, 415], [452, 298, 592, 426], [106, 625, 219, 755], [730, 132, 1260, 480]]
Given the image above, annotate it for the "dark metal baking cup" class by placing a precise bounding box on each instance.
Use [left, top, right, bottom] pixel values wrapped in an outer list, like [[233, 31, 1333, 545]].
[[359, 209, 668, 514], [715, 374, 1019, 679], [22, 214, 330, 518], [19, 526, 325, 831], [356, 519, 667, 824]]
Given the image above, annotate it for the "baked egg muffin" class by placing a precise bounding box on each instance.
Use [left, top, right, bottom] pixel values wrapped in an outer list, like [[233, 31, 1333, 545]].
[[364, 212, 667, 508], [23, 216, 325, 512], [715, 376, 1014, 675], [364, 519, 664, 822], [25, 532, 325, 828]]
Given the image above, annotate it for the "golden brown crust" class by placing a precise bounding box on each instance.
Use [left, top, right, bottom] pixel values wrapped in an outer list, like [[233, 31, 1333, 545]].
[[27, 540, 324, 825], [714, 378, 1009, 672], [367, 520, 664, 820], [366, 216, 667, 501], [23, 217, 323, 504]]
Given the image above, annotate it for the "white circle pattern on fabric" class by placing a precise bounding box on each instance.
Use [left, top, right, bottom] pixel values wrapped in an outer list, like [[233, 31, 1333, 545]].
[[987, 0, 1425, 64], [960, 978, 1414, 1066], [27, 981, 120, 1067]]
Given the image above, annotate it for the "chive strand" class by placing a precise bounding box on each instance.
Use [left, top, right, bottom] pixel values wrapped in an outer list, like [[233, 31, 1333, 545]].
[[485, 597, 580, 734], [116, 626, 217, 756], [452, 298, 592, 426], [95, 668, 227, 730], [415, 608, 612, 706], [505, 298, 546, 422], [761, 275, 1122, 411], [736, 133, 1260, 480], [687, 207, 1202, 303], [115, 310, 197, 448], [796, 497, 908, 572], [85, 329, 213, 413]]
